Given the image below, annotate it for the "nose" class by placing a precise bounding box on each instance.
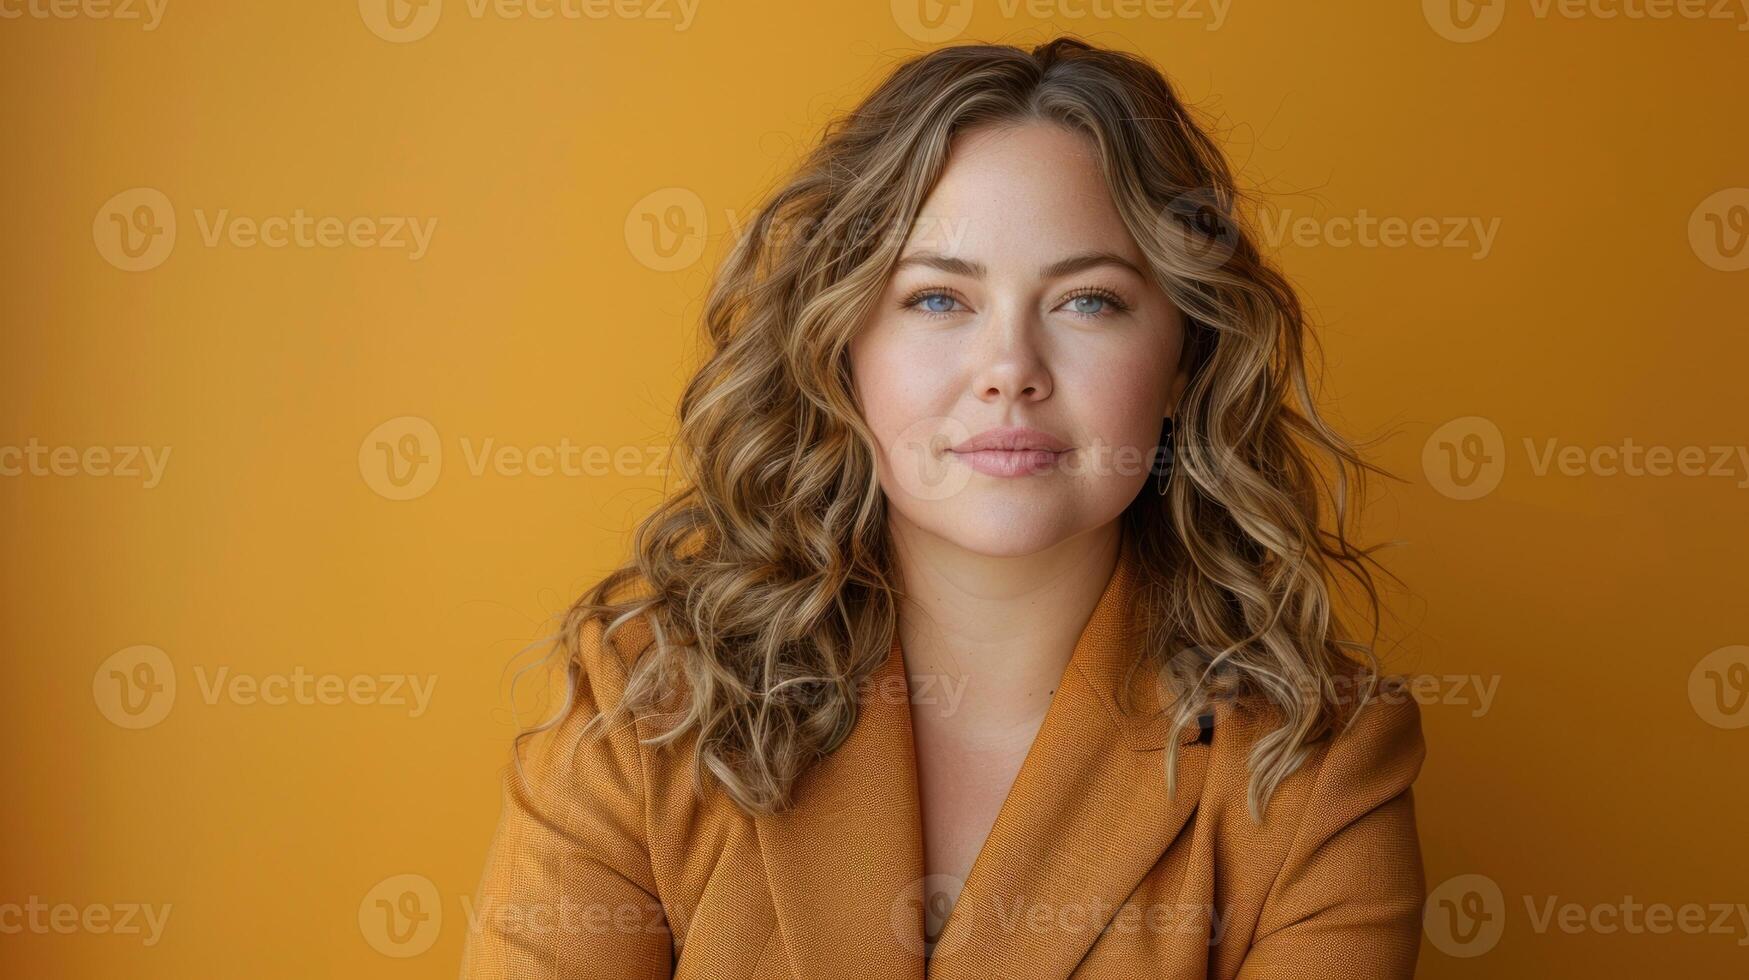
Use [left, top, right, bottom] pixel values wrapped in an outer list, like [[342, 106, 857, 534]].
[[968, 302, 1053, 404]]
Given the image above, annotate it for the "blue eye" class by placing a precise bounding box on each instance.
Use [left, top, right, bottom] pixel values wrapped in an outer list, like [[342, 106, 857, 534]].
[[902, 289, 966, 318], [1060, 289, 1130, 318]]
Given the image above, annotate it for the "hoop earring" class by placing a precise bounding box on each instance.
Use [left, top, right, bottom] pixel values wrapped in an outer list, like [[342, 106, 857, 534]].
[[1155, 416, 1175, 495]]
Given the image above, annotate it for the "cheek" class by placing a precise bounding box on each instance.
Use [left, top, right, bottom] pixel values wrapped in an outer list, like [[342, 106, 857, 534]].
[[849, 328, 954, 444], [849, 328, 975, 504], [1065, 339, 1179, 456]]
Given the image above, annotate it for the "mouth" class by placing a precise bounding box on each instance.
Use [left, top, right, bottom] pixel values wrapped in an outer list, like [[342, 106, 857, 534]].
[[946, 426, 1072, 477]]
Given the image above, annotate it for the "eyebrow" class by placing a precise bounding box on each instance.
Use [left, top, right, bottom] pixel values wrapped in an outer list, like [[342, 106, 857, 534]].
[[892, 249, 1147, 280]]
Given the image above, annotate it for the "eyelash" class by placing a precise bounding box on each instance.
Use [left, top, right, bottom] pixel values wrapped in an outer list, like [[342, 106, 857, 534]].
[[898, 285, 1132, 320]]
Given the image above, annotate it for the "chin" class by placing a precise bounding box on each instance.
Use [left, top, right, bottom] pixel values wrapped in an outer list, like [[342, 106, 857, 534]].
[[906, 496, 1103, 558]]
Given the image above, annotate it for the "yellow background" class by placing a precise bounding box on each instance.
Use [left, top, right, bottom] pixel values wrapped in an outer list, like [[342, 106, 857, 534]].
[[3, 0, 1746, 976]]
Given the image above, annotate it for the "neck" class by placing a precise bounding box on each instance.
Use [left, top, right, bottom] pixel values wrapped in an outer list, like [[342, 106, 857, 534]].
[[887, 518, 1124, 739]]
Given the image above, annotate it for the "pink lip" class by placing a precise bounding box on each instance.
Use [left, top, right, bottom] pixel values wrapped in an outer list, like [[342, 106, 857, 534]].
[[948, 426, 1072, 477]]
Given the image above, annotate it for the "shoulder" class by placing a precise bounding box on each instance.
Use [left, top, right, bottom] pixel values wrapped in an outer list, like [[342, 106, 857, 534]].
[[562, 604, 709, 796], [1204, 670, 1426, 835], [512, 607, 667, 787], [572, 607, 663, 709], [1290, 676, 1423, 849], [1199, 673, 1428, 974]]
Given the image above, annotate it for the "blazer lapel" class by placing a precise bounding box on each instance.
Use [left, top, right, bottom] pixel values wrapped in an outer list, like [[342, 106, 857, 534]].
[[925, 541, 1209, 980], [753, 635, 931, 980], [752, 538, 1206, 980]]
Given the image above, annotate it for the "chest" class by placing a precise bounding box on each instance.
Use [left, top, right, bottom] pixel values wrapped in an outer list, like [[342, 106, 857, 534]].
[[910, 715, 1047, 950]]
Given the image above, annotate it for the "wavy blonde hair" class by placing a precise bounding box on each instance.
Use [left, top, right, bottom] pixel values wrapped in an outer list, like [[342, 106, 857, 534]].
[[521, 35, 1394, 821]]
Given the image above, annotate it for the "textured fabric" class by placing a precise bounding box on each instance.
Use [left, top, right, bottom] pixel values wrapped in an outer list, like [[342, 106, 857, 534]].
[[461, 542, 1427, 979]]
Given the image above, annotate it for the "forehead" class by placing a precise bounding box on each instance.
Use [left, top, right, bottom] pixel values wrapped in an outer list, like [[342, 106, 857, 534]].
[[902, 120, 1141, 266]]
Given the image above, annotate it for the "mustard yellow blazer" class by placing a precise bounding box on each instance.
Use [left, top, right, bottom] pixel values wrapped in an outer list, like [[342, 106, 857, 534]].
[[461, 545, 1427, 978]]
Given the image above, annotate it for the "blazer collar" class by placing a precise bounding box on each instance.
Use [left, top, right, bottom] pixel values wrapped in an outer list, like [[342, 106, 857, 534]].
[[753, 536, 1209, 980]]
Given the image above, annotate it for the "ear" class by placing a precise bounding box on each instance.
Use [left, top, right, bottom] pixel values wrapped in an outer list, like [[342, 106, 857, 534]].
[[1164, 360, 1191, 419], [1163, 308, 1195, 419]]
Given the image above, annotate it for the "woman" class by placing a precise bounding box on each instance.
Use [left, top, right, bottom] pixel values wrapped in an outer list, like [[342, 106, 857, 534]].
[[463, 35, 1425, 979]]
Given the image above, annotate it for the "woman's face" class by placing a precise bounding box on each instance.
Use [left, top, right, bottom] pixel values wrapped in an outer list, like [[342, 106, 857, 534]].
[[849, 120, 1191, 557]]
